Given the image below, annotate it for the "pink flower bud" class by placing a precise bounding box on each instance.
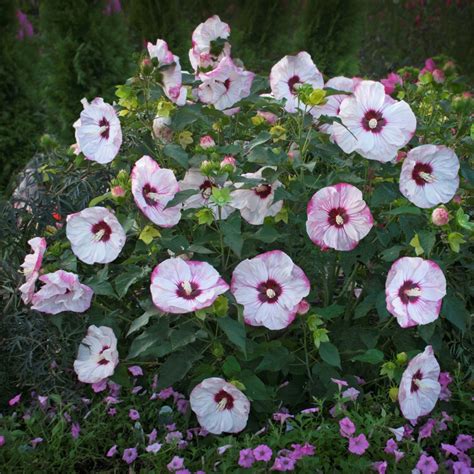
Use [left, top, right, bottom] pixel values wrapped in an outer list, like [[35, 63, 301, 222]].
[[432, 69, 445, 84], [296, 299, 310, 315], [200, 135, 215, 149], [111, 185, 125, 198], [220, 155, 236, 171], [452, 195, 462, 205], [431, 207, 449, 226], [396, 151, 407, 162], [425, 58, 436, 72], [257, 110, 278, 125]]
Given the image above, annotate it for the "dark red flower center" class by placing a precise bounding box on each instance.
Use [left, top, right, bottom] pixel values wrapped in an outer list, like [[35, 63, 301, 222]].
[[176, 280, 202, 300], [91, 220, 112, 242], [411, 369, 423, 393], [398, 280, 421, 304], [199, 179, 214, 199], [254, 184, 272, 199], [288, 75, 301, 94], [257, 279, 282, 303], [412, 162, 434, 186], [143, 183, 159, 206], [362, 110, 386, 133], [214, 389, 234, 410], [224, 78, 231, 90], [100, 345, 110, 354], [98, 358, 110, 365], [99, 117, 110, 139], [328, 207, 348, 227]]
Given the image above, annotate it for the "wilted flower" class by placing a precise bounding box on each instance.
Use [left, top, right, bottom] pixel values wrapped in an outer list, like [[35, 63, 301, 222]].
[[73, 98, 122, 164], [333, 80, 416, 162], [306, 183, 373, 251], [198, 57, 254, 111], [399, 145, 460, 209], [31, 270, 93, 315], [231, 250, 310, 330], [385, 257, 446, 328], [190, 377, 250, 435], [131, 155, 182, 228], [19, 237, 47, 304], [66, 207, 126, 264], [398, 346, 441, 420], [74, 325, 119, 384], [270, 51, 324, 113], [152, 116, 173, 143]]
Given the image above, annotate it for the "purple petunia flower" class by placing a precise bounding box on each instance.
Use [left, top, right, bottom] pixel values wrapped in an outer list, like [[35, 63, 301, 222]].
[[238, 448, 255, 468], [456, 434, 473, 452], [106, 445, 118, 457], [253, 444, 273, 462], [416, 454, 438, 473], [31, 437, 43, 448], [348, 434, 369, 455], [129, 409, 140, 420], [122, 447, 138, 464], [128, 365, 143, 377], [167, 456, 185, 472], [271, 456, 296, 471], [146, 442, 162, 453], [9, 394, 21, 406], [71, 422, 81, 439], [339, 417, 356, 438], [372, 461, 388, 474]]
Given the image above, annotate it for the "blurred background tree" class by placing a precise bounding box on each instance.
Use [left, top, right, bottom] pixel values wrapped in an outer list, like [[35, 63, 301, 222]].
[[1, 0, 473, 194]]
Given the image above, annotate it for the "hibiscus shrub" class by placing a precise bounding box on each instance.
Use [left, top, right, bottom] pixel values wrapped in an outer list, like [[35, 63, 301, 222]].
[[5, 14, 474, 472]]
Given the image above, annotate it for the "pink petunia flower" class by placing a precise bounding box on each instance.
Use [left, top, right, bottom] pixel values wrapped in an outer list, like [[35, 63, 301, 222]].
[[398, 346, 441, 420], [339, 417, 356, 438], [179, 169, 235, 220], [399, 145, 460, 209], [271, 456, 296, 471], [331, 378, 348, 388], [306, 183, 373, 251], [270, 51, 324, 113], [71, 423, 80, 439], [129, 409, 140, 420], [342, 387, 360, 401], [311, 76, 357, 139], [188, 15, 231, 72], [146, 442, 162, 453], [66, 206, 126, 264], [73, 98, 122, 164], [385, 257, 446, 328], [272, 411, 294, 423], [333, 80, 416, 162], [238, 448, 256, 468], [198, 57, 254, 111], [123, 447, 138, 464], [16, 10, 34, 40], [106, 445, 118, 457], [372, 461, 388, 474], [167, 455, 185, 472], [416, 454, 438, 473], [92, 379, 108, 393], [131, 155, 182, 228], [9, 394, 21, 406], [348, 434, 369, 455], [253, 444, 273, 462], [290, 443, 315, 460], [19, 237, 47, 304], [150, 258, 228, 314], [31, 270, 93, 315], [0, 436, 5, 447], [31, 437, 43, 448], [189, 377, 250, 435], [230, 167, 283, 225], [128, 365, 143, 377], [74, 325, 119, 384], [231, 250, 310, 330], [441, 443, 460, 457]]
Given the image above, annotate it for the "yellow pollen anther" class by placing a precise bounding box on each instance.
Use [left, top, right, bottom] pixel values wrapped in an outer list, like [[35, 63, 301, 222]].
[[216, 398, 227, 411], [266, 288, 276, 299], [94, 229, 105, 241], [405, 287, 422, 297], [419, 171, 435, 183], [181, 280, 192, 295], [146, 191, 160, 201], [335, 215, 344, 225], [368, 118, 378, 129]]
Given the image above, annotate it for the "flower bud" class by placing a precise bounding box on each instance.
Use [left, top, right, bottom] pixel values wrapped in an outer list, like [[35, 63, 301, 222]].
[[396, 352, 408, 365], [199, 135, 215, 149], [111, 185, 125, 198], [396, 151, 407, 162], [141, 57, 153, 75], [220, 155, 236, 172], [432, 69, 445, 84], [431, 207, 449, 226], [257, 110, 278, 125], [389, 387, 399, 402], [296, 299, 310, 315], [200, 160, 215, 175], [452, 194, 462, 205]]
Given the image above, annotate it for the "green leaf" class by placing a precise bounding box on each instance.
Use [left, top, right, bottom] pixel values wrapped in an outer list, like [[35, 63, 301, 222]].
[[442, 295, 468, 332], [85, 279, 116, 298], [371, 183, 399, 206], [448, 232, 465, 253], [126, 307, 161, 337], [114, 266, 149, 299], [418, 230, 436, 256], [456, 208, 474, 232], [252, 224, 280, 243], [238, 370, 269, 400], [354, 293, 377, 319], [157, 350, 201, 389], [89, 192, 111, 207], [418, 322, 436, 343], [170, 327, 197, 351], [352, 349, 384, 364], [222, 356, 241, 378], [387, 206, 422, 216], [221, 213, 243, 257], [315, 304, 345, 320], [163, 144, 189, 167], [319, 342, 341, 368], [127, 319, 170, 359], [139, 225, 161, 245], [165, 189, 199, 209], [245, 131, 271, 153], [380, 245, 405, 262], [217, 317, 247, 355], [256, 345, 291, 372]]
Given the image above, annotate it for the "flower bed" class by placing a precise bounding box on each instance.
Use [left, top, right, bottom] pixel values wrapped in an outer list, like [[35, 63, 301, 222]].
[[2, 15, 473, 473]]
